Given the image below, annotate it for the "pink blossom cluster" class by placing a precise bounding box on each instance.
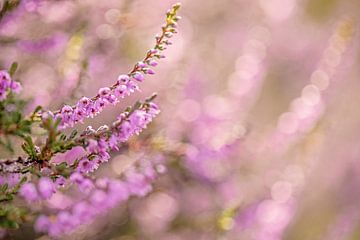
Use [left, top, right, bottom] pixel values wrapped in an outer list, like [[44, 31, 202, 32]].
[[19, 177, 65, 202], [52, 74, 139, 129], [0, 70, 22, 100], [75, 102, 161, 174], [19, 101, 160, 203], [34, 160, 163, 238], [45, 6, 180, 130]]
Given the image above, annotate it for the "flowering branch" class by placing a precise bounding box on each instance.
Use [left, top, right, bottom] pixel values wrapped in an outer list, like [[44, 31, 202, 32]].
[[41, 3, 181, 130], [0, 3, 182, 235]]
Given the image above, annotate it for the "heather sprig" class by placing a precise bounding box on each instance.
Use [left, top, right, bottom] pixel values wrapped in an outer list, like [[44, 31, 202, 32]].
[[1, 96, 160, 179], [0, 3, 182, 235], [44, 3, 182, 130], [35, 158, 164, 238]]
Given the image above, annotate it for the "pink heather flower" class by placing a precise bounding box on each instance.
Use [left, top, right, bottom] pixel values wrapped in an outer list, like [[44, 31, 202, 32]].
[[106, 94, 118, 105], [148, 102, 161, 115], [117, 120, 133, 140], [129, 110, 148, 129], [133, 72, 145, 82], [70, 172, 84, 184], [56, 211, 73, 230], [61, 105, 73, 114], [55, 176, 66, 187], [86, 139, 99, 153], [73, 201, 93, 221], [70, 173, 94, 193], [96, 178, 110, 189], [0, 92, 6, 100], [19, 183, 39, 202], [126, 172, 153, 197], [114, 84, 129, 98], [73, 107, 85, 123], [117, 74, 130, 84], [148, 59, 158, 67], [90, 190, 107, 207], [34, 215, 51, 233], [98, 87, 111, 97], [137, 61, 146, 68], [34, 160, 161, 237], [0, 173, 20, 188], [149, 49, 158, 54], [77, 159, 99, 173], [0, 70, 11, 83], [78, 178, 94, 193], [48, 223, 62, 238], [94, 98, 106, 111], [126, 81, 139, 93], [108, 134, 119, 151], [9, 81, 22, 93], [145, 68, 155, 75], [77, 96, 91, 108], [41, 111, 55, 120], [38, 177, 55, 199], [0, 70, 22, 100]]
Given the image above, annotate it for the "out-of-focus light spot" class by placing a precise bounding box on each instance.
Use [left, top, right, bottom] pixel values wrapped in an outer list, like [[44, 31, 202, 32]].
[[111, 155, 135, 175], [134, 193, 179, 233], [233, 124, 247, 138], [105, 9, 121, 24], [242, 39, 267, 61], [236, 55, 260, 76], [96, 24, 114, 39], [323, 47, 341, 68], [291, 98, 312, 119], [177, 99, 201, 122], [249, 26, 271, 45], [271, 181, 293, 203], [301, 84, 320, 106], [218, 207, 237, 231], [219, 216, 235, 231], [284, 165, 305, 187], [146, 193, 178, 220], [311, 70, 329, 91], [277, 112, 298, 134], [330, 35, 347, 54], [228, 71, 253, 96], [203, 95, 232, 119], [256, 200, 287, 225], [259, 0, 296, 22]]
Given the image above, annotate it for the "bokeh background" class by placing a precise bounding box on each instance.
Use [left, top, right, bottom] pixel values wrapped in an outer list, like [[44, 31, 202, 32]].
[[1, 0, 360, 239]]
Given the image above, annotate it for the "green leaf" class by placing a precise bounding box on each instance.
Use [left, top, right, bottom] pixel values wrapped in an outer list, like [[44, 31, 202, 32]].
[[68, 130, 78, 140], [0, 184, 8, 193], [55, 162, 68, 172], [0, 218, 19, 229], [9, 62, 18, 77], [33, 105, 42, 114], [22, 136, 37, 157]]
